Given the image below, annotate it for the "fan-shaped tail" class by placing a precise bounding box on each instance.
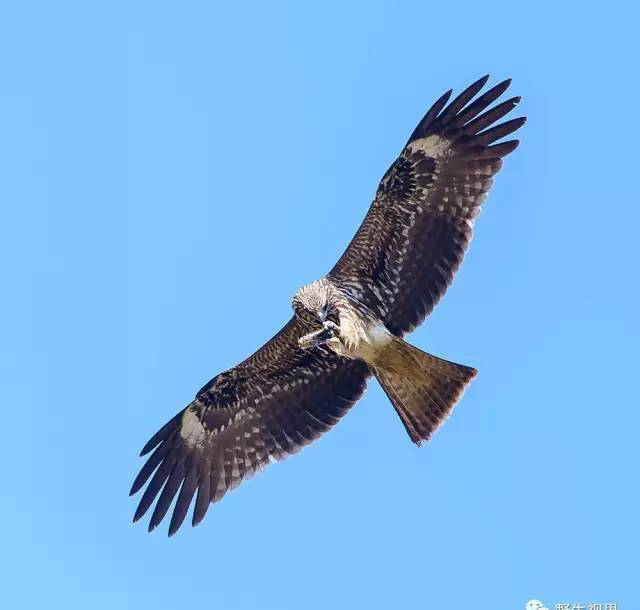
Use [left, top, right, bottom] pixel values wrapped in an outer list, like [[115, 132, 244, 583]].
[[373, 337, 476, 444]]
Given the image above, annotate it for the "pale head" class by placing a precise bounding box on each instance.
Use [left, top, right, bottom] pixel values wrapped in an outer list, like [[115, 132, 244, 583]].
[[292, 279, 335, 325]]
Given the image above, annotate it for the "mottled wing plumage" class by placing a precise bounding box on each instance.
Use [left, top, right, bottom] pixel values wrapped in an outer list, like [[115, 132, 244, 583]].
[[329, 76, 525, 336], [130, 317, 369, 535]]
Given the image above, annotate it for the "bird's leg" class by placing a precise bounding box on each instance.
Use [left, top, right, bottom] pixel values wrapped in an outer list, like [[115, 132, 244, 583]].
[[322, 320, 350, 354]]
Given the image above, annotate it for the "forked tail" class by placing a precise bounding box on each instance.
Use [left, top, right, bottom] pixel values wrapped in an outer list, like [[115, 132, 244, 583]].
[[372, 336, 477, 444]]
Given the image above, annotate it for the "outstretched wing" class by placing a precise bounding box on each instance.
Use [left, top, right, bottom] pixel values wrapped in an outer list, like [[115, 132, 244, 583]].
[[130, 317, 369, 535], [329, 75, 525, 336]]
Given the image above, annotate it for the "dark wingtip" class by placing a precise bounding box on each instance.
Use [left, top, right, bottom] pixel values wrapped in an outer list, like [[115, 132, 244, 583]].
[[507, 117, 528, 135], [132, 505, 146, 523], [129, 471, 149, 496], [435, 88, 454, 111], [192, 508, 207, 527], [140, 438, 159, 457], [494, 139, 521, 156], [139, 414, 182, 456], [192, 490, 210, 528], [492, 78, 513, 98]]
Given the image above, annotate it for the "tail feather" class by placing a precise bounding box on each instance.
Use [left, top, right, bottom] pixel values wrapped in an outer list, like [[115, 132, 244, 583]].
[[373, 337, 476, 445]]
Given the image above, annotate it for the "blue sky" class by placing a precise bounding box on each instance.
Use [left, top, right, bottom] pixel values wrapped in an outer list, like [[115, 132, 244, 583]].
[[2, 1, 639, 609]]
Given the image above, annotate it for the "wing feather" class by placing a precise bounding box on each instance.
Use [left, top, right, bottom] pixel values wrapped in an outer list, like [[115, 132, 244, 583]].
[[453, 78, 513, 125], [329, 76, 525, 335], [432, 74, 489, 126], [169, 458, 198, 536], [131, 317, 369, 535]]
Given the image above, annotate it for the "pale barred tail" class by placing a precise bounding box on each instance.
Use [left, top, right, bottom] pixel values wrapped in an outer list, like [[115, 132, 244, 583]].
[[373, 337, 477, 445]]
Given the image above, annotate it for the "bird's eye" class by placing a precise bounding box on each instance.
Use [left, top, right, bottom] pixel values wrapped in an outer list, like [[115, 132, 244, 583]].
[[293, 302, 315, 323]]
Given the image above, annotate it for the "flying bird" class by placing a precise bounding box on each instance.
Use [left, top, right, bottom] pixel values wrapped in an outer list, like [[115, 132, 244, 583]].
[[130, 75, 525, 535]]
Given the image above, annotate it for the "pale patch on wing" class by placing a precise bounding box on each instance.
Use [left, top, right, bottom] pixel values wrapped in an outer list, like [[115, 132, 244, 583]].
[[408, 134, 452, 159], [180, 407, 207, 447]]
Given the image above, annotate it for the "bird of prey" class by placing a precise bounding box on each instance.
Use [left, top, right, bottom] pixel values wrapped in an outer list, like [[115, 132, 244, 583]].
[[130, 75, 525, 535]]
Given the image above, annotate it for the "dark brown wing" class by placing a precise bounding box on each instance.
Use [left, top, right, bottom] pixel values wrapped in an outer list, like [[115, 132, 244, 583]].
[[130, 317, 369, 535], [329, 75, 525, 336]]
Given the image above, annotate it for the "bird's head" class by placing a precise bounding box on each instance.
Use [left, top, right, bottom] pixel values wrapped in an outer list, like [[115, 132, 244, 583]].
[[292, 280, 335, 325], [292, 280, 339, 349]]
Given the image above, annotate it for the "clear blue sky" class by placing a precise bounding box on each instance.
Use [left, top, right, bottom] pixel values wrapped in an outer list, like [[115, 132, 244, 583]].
[[2, 1, 638, 609]]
